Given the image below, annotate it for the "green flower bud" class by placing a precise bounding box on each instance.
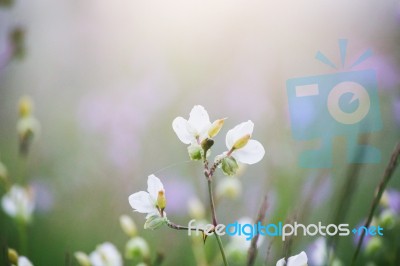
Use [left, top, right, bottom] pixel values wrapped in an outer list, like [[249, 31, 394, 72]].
[[232, 134, 250, 150], [379, 209, 396, 229], [125, 236, 150, 260], [8, 248, 18, 265], [74, 252, 91, 266], [221, 156, 239, 176], [365, 237, 383, 256], [208, 119, 225, 138], [144, 215, 167, 230], [119, 215, 137, 237], [187, 144, 202, 161]]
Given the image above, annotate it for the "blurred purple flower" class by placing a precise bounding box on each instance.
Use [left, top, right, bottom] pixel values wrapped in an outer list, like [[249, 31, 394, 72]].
[[163, 178, 194, 215], [359, 55, 400, 90], [307, 237, 328, 266], [387, 189, 400, 215], [31, 180, 54, 213], [352, 220, 371, 249], [77, 78, 176, 169]]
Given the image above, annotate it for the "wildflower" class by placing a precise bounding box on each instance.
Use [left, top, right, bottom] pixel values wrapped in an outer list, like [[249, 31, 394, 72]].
[[173, 105, 223, 145], [276, 251, 308, 266], [128, 175, 167, 229], [8, 249, 34, 266], [1, 184, 34, 223], [225, 120, 265, 164], [89, 242, 122, 266], [17, 256, 34, 266]]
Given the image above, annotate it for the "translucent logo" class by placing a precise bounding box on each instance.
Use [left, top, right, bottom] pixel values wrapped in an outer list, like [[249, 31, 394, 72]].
[[286, 39, 382, 168]]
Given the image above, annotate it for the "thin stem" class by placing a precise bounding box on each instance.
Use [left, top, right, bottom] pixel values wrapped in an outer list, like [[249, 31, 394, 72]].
[[17, 220, 27, 255], [214, 233, 228, 266], [351, 143, 400, 266], [167, 220, 204, 232], [207, 179, 218, 226]]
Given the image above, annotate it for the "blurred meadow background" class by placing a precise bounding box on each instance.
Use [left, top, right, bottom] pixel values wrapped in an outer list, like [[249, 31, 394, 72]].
[[0, 0, 400, 265]]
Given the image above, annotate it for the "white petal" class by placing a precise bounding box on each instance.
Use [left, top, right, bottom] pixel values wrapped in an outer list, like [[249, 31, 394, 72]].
[[276, 257, 286, 266], [232, 139, 265, 164], [225, 120, 254, 149], [90, 242, 122, 266], [287, 251, 308, 266], [147, 174, 164, 201], [188, 105, 211, 134], [18, 256, 33, 266], [128, 191, 156, 214], [1, 194, 17, 217], [172, 117, 193, 144]]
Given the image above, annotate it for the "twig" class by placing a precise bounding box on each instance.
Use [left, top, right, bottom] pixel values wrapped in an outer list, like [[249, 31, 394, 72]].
[[351, 142, 400, 266], [247, 195, 268, 266]]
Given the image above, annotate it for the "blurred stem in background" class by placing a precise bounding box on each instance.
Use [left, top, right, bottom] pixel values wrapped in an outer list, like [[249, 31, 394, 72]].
[[351, 142, 400, 266]]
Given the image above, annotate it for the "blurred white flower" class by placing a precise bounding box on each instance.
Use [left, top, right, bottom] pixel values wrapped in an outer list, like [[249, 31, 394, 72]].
[[119, 215, 137, 237], [225, 120, 265, 164], [187, 197, 205, 219], [125, 236, 150, 260], [225, 217, 264, 261], [172, 105, 212, 144], [216, 177, 242, 199], [128, 175, 167, 224], [17, 256, 34, 266], [1, 185, 35, 223], [276, 251, 308, 266], [89, 242, 122, 266]]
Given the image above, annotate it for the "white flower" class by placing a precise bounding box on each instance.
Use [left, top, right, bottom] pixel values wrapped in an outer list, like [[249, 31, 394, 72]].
[[119, 215, 137, 237], [18, 256, 34, 266], [172, 105, 212, 144], [276, 251, 308, 266], [216, 177, 242, 199], [128, 174, 166, 218], [225, 120, 265, 164], [1, 185, 34, 223], [225, 217, 264, 260], [89, 242, 122, 266]]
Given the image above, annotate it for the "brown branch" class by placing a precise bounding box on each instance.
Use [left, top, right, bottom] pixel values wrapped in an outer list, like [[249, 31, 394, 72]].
[[247, 195, 268, 266], [351, 142, 400, 266]]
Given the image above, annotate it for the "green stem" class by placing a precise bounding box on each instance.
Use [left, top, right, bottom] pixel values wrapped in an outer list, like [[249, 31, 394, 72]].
[[214, 233, 228, 266], [207, 179, 218, 226], [17, 220, 27, 255]]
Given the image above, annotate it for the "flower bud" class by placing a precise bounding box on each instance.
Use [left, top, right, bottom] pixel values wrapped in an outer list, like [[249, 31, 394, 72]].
[[221, 156, 239, 176], [144, 214, 167, 230], [0, 161, 8, 183], [187, 144, 202, 161], [119, 215, 137, 237], [187, 197, 205, 219], [365, 237, 383, 256], [201, 138, 214, 153], [208, 119, 225, 138], [232, 134, 250, 150], [18, 96, 33, 118], [74, 252, 91, 266], [216, 177, 242, 199], [379, 209, 396, 229], [125, 236, 150, 260], [157, 190, 166, 211], [8, 248, 18, 265]]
